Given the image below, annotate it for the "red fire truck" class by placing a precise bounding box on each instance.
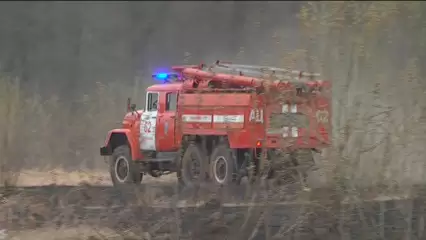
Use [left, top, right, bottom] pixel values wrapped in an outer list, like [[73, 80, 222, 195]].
[[100, 61, 331, 188]]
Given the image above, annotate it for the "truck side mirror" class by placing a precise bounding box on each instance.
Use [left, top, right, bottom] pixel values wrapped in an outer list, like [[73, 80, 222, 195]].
[[127, 97, 136, 112], [127, 97, 131, 112]]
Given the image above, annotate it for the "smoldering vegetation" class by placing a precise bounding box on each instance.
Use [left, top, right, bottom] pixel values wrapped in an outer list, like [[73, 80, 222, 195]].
[[2, 183, 426, 240]]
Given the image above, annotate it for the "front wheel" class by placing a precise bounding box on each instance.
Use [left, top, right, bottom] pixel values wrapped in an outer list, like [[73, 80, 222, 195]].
[[110, 145, 143, 186]]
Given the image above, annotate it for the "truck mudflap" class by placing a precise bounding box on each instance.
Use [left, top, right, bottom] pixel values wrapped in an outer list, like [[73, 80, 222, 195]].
[[100, 146, 111, 156]]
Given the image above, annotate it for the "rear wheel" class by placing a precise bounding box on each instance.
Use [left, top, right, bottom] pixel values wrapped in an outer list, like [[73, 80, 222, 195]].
[[110, 145, 143, 186], [209, 144, 236, 185], [267, 149, 297, 185], [179, 143, 207, 188], [290, 149, 315, 191], [268, 149, 314, 190]]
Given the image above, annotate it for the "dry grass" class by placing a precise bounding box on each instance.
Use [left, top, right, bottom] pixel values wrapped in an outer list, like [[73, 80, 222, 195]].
[[1, 182, 426, 240], [15, 169, 176, 187], [6, 226, 130, 240]]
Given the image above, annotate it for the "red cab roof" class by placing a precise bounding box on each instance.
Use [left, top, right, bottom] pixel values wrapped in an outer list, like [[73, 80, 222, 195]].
[[146, 82, 183, 92]]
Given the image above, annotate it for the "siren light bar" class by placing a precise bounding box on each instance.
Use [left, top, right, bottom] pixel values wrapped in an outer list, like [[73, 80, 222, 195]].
[[152, 72, 179, 82]]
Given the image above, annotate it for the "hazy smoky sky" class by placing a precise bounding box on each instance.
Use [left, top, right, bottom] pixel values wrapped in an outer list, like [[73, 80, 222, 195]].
[[0, 1, 303, 98]]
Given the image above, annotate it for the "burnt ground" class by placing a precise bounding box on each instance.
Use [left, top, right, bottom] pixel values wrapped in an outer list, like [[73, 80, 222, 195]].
[[1, 183, 426, 240]]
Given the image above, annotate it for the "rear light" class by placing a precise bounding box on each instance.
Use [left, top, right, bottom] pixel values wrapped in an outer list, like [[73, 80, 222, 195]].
[[256, 141, 262, 147]]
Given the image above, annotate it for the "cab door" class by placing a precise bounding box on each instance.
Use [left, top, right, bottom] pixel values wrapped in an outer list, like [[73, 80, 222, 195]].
[[140, 92, 159, 151], [157, 91, 178, 151]]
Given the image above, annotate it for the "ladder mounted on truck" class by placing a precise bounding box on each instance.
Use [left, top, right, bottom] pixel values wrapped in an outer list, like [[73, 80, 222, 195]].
[[210, 60, 321, 81], [172, 61, 320, 81], [167, 60, 325, 91]]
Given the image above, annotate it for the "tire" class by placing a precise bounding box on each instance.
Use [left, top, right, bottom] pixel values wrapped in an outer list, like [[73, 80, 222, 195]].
[[209, 144, 236, 185], [110, 145, 143, 186], [179, 143, 207, 188], [290, 149, 314, 190], [176, 144, 186, 187], [290, 149, 315, 168], [267, 149, 296, 185]]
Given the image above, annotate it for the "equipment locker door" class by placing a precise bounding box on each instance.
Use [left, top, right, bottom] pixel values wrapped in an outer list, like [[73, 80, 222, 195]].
[[157, 92, 177, 151], [140, 92, 159, 151]]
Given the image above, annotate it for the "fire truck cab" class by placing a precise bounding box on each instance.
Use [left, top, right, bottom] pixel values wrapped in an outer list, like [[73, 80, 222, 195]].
[[100, 61, 331, 188]]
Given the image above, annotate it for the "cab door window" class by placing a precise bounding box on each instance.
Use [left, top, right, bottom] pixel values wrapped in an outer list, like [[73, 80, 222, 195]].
[[165, 92, 177, 111], [146, 92, 159, 111]]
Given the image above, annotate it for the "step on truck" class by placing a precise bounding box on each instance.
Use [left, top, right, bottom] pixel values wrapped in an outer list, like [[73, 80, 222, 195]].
[[100, 61, 331, 188]]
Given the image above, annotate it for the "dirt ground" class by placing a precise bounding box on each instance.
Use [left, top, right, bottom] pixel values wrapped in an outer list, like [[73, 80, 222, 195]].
[[1, 183, 426, 240], [15, 169, 176, 187], [2, 169, 424, 240], [15, 166, 328, 188], [6, 226, 128, 240]]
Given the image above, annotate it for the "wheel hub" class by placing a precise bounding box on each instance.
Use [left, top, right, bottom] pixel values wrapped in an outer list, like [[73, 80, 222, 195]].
[[115, 156, 129, 182], [213, 156, 228, 184]]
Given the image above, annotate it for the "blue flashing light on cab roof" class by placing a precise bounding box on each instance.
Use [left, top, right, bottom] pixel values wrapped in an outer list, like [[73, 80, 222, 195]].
[[154, 73, 169, 80], [152, 72, 178, 82]]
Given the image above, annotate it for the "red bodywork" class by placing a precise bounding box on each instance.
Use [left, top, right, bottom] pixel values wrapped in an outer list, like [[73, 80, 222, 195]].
[[101, 63, 332, 161], [103, 110, 143, 160]]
